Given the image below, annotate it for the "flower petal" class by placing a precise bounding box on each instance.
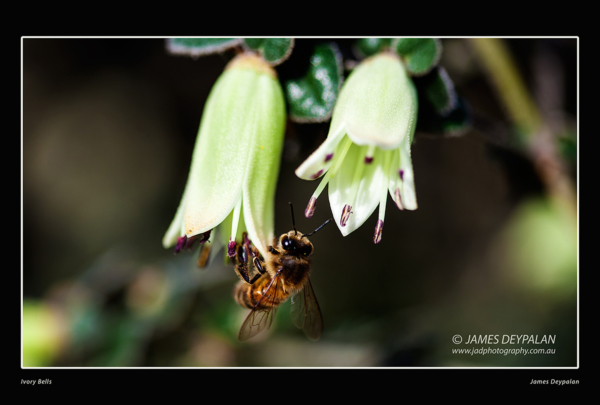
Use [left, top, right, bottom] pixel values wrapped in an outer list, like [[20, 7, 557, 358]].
[[294, 123, 346, 180], [242, 72, 286, 258], [329, 144, 387, 235], [162, 185, 189, 248], [331, 52, 417, 150], [182, 65, 267, 238], [388, 135, 417, 210]]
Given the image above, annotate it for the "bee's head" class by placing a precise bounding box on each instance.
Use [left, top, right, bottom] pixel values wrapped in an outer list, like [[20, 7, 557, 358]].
[[282, 202, 332, 257], [280, 232, 313, 257]]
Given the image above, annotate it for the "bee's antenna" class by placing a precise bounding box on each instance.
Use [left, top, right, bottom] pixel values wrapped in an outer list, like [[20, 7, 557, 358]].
[[289, 202, 297, 235], [303, 218, 333, 238]]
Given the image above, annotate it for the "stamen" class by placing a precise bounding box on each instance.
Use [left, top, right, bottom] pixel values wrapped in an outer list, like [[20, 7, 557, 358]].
[[183, 234, 199, 250], [342, 145, 369, 225], [305, 196, 317, 218], [228, 238, 237, 257], [364, 145, 377, 164], [174, 235, 187, 254], [199, 229, 212, 244], [374, 150, 392, 244], [229, 198, 243, 256], [340, 204, 352, 227], [197, 241, 212, 268], [373, 219, 384, 244], [306, 137, 354, 218], [399, 169, 405, 181], [325, 153, 334, 162]]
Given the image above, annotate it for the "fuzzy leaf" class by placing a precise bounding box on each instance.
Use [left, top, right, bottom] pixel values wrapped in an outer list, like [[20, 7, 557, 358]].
[[353, 38, 393, 58], [424, 67, 458, 116], [413, 66, 470, 136], [166, 38, 242, 57], [243, 38, 294, 66], [285, 43, 343, 123], [417, 95, 471, 136], [393, 38, 442, 76]]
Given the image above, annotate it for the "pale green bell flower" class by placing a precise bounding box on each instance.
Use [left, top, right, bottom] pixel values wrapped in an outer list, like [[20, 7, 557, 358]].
[[163, 53, 286, 261], [295, 52, 418, 243]]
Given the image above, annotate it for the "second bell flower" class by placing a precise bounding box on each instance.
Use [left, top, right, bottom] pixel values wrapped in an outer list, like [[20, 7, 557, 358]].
[[295, 52, 418, 243]]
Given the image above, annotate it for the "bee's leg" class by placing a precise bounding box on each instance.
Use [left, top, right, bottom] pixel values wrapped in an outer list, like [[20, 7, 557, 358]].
[[268, 245, 280, 255], [242, 232, 267, 275], [235, 243, 261, 284], [249, 245, 266, 275]]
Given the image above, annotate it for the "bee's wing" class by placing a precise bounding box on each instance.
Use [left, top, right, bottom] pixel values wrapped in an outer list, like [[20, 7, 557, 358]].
[[290, 278, 323, 341], [238, 271, 282, 342]]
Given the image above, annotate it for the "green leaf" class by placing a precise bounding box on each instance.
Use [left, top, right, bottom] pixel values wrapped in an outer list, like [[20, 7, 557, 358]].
[[558, 132, 577, 163], [285, 43, 343, 123], [424, 67, 457, 116], [166, 38, 242, 57], [393, 38, 442, 76], [417, 95, 471, 136], [414, 67, 470, 136], [353, 38, 393, 58], [242, 38, 294, 66]]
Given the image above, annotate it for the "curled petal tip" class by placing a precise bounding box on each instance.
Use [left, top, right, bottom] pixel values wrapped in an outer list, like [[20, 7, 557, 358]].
[[394, 188, 404, 210], [305, 197, 317, 218], [340, 204, 352, 227], [374, 219, 384, 244]]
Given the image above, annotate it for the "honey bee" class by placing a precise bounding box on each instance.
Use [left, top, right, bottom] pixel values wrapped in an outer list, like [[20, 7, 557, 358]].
[[232, 203, 332, 341]]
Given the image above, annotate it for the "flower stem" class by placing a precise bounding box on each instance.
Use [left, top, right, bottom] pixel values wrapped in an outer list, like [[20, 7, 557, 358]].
[[469, 38, 576, 230], [469, 38, 542, 144]]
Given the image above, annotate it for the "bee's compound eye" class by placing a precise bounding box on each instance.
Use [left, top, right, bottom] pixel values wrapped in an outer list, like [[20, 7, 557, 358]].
[[282, 236, 293, 250], [300, 244, 312, 256]]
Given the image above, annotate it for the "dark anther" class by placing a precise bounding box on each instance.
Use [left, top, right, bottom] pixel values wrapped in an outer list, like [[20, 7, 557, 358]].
[[174, 235, 187, 254]]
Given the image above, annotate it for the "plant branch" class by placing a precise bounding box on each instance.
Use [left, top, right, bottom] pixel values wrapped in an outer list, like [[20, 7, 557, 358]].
[[468, 38, 576, 228]]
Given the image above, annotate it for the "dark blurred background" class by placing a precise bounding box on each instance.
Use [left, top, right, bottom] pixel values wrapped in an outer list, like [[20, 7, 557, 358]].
[[22, 38, 577, 367]]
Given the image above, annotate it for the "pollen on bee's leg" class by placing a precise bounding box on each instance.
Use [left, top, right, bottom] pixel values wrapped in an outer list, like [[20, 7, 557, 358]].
[[174, 235, 187, 254], [394, 188, 404, 210], [373, 219, 384, 244], [340, 204, 352, 227], [228, 237, 237, 257], [305, 197, 317, 218]]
